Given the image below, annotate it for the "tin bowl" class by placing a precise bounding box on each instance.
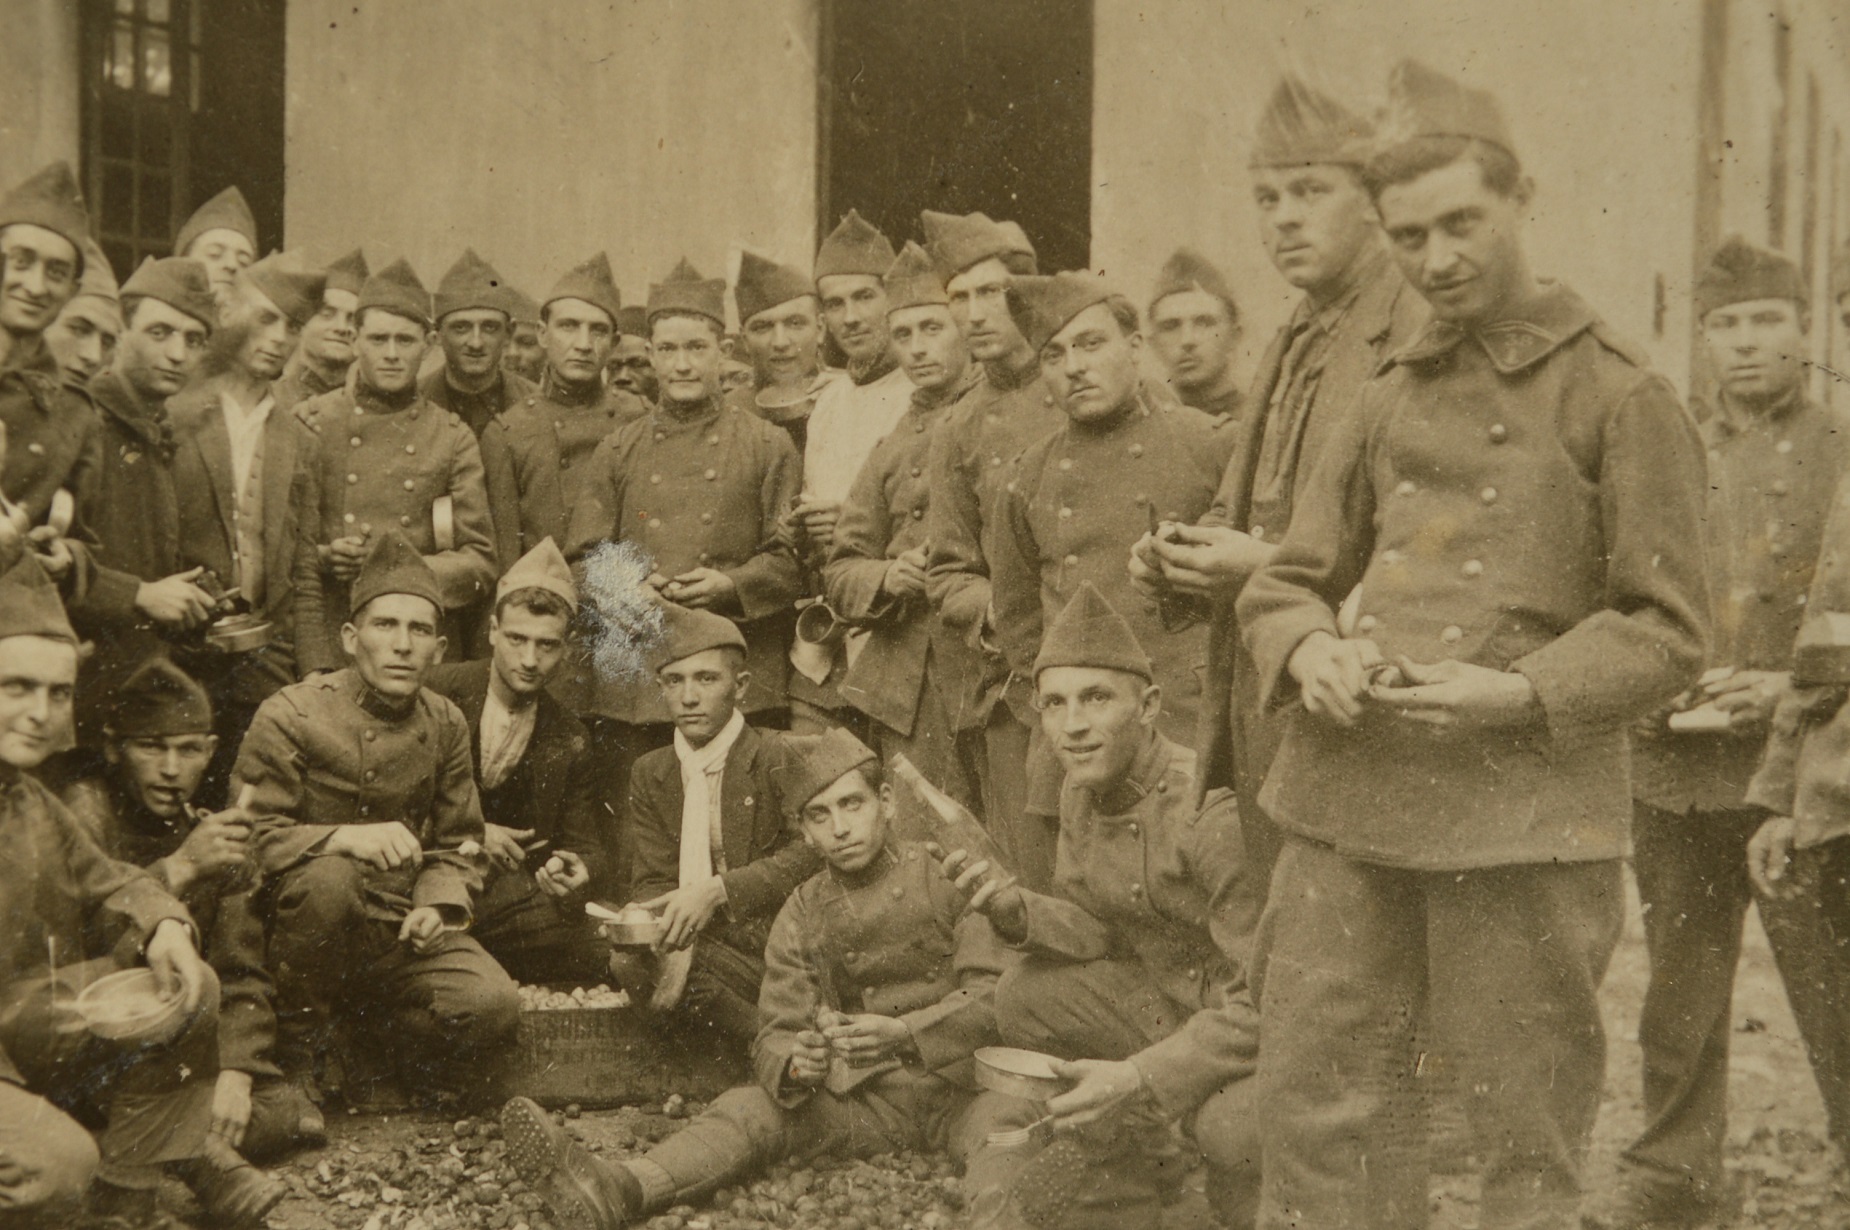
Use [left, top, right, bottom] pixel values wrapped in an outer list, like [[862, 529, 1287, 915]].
[[587, 902, 665, 947], [76, 967, 191, 1045], [974, 1046, 1070, 1101], [205, 614, 272, 653]]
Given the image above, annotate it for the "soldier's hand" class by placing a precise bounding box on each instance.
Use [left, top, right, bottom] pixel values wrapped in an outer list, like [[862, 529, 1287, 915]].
[[324, 535, 370, 582], [326, 820, 424, 870], [209, 1069, 254, 1150], [1748, 816, 1801, 899], [1150, 525, 1274, 598], [787, 1029, 831, 1088], [144, 918, 211, 1019], [774, 506, 805, 552], [642, 877, 728, 951], [1128, 531, 1167, 601], [822, 1013, 915, 1067], [1287, 631, 1383, 726], [1046, 1059, 1149, 1132], [663, 568, 737, 610], [535, 849, 590, 897], [882, 548, 929, 601], [1707, 669, 1789, 729], [483, 824, 535, 873], [135, 567, 216, 630], [927, 842, 1027, 943], [398, 906, 458, 954], [1371, 657, 1539, 736], [795, 499, 841, 554], [27, 525, 71, 579], [171, 809, 250, 888]]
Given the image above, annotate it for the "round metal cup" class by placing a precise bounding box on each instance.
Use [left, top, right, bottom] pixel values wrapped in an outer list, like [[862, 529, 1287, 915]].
[[206, 615, 273, 653], [76, 968, 189, 1045], [974, 1046, 1069, 1101], [602, 915, 666, 947]]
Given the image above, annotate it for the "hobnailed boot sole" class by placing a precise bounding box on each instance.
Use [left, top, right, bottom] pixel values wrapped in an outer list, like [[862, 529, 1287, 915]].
[[500, 1097, 639, 1230]]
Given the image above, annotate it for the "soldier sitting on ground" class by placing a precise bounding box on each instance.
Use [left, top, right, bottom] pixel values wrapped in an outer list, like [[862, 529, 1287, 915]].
[[501, 727, 1030, 1230]]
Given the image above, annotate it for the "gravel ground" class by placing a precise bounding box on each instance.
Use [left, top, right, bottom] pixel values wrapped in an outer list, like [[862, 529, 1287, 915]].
[[169, 878, 1847, 1229]]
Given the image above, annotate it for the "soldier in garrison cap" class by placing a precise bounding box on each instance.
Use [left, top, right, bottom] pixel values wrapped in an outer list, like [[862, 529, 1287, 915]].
[[45, 237, 122, 390], [292, 258, 498, 678], [237, 530, 519, 1103], [62, 659, 329, 1165], [607, 305, 658, 406], [822, 241, 981, 804], [480, 253, 647, 573], [1586, 238, 1850, 1229], [1237, 61, 1709, 1230], [0, 555, 289, 1227], [1133, 75, 1425, 879], [936, 584, 1263, 1229], [504, 726, 1028, 1230], [726, 250, 829, 453], [419, 249, 540, 438], [175, 185, 259, 309], [986, 274, 1236, 889], [275, 248, 368, 415], [607, 603, 820, 1043], [564, 259, 802, 825], [1147, 248, 1244, 420], [422, 540, 612, 985]]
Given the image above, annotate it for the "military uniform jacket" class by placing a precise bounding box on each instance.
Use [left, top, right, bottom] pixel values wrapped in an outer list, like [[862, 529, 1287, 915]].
[[564, 400, 803, 723], [62, 776, 278, 1078], [291, 385, 498, 675], [1195, 254, 1424, 798], [271, 362, 343, 417], [755, 839, 1008, 1109], [924, 357, 1066, 729], [71, 370, 178, 616], [236, 668, 486, 921], [823, 385, 964, 736], [418, 365, 541, 439], [479, 371, 648, 571], [1012, 735, 1261, 1117], [990, 392, 1237, 739], [0, 767, 191, 1084], [1238, 283, 1710, 870], [624, 722, 821, 925], [424, 659, 612, 893], [0, 343, 102, 538], [1634, 391, 1850, 815]]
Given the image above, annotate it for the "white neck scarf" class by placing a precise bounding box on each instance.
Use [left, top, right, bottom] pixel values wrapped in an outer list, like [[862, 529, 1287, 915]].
[[671, 708, 746, 889]]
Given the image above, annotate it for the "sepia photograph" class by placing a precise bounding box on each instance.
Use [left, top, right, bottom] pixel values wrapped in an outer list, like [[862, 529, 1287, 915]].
[[1, 1, 1849, 1228]]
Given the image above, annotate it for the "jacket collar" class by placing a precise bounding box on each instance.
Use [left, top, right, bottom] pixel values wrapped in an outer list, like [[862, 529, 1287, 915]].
[[1391, 280, 1597, 376], [89, 369, 174, 456], [1091, 731, 1170, 817], [1710, 384, 1807, 438]]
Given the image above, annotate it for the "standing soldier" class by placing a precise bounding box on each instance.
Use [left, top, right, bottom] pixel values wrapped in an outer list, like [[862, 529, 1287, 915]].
[[480, 252, 647, 572], [726, 250, 828, 453], [565, 258, 802, 812], [44, 238, 122, 390], [608, 305, 659, 407], [1146, 249, 1245, 420], [503, 289, 547, 384], [420, 248, 541, 438], [824, 241, 979, 801], [292, 258, 497, 676], [920, 210, 1058, 871], [274, 249, 368, 414], [174, 186, 258, 309], [1236, 62, 1709, 1230], [1134, 76, 1423, 861]]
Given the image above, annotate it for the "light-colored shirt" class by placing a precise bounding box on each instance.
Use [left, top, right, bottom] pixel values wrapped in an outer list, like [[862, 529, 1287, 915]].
[[478, 687, 538, 791], [802, 365, 914, 503], [222, 388, 275, 507]]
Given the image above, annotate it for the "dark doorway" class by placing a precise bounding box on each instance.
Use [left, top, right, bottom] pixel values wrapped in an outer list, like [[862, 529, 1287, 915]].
[[819, 0, 1094, 273]]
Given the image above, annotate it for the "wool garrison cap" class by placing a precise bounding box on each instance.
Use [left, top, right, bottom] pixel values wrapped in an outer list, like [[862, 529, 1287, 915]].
[[1033, 582, 1153, 682], [0, 162, 92, 266], [1007, 271, 1117, 353], [122, 257, 218, 330], [734, 250, 815, 324], [324, 248, 370, 297], [777, 727, 879, 817], [1377, 59, 1517, 160], [1149, 248, 1237, 319], [436, 248, 521, 321], [241, 252, 327, 327], [508, 286, 542, 326], [1694, 236, 1808, 320], [648, 602, 747, 672], [920, 210, 1037, 281], [646, 258, 727, 328], [357, 258, 432, 328], [497, 537, 577, 613], [175, 185, 257, 256], [815, 210, 896, 280], [348, 527, 443, 619], [545, 252, 622, 326], [884, 241, 950, 313], [0, 554, 76, 645], [616, 305, 650, 338], [1249, 75, 1374, 168], [110, 659, 213, 738], [62, 239, 122, 335]]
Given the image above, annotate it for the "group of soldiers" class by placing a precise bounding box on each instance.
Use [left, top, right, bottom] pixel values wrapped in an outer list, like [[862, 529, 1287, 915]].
[[4, 48, 1850, 1230]]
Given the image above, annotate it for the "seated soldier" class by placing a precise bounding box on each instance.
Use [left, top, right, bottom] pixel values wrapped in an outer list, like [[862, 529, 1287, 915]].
[[62, 658, 326, 1164], [236, 529, 519, 1106], [424, 538, 611, 985], [608, 604, 820, 1042], [938, 583, 1264, 1229], [0, 555, 283, 1228], [501, 728, 1027, 1229]]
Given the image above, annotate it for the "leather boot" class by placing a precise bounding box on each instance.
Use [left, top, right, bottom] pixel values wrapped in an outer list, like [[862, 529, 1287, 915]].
[[176, 1138, 287, 1229], [501, 1097, 643, 1230]]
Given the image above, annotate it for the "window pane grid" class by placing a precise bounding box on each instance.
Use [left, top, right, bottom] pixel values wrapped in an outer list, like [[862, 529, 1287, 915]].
[[86, 0, 196, 266]]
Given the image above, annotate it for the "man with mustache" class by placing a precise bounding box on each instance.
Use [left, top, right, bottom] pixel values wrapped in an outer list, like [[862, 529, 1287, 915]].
[[274, 249, 367, 414], [174, 186, 258, 312], [1146, 249, 1244, 421], [419, 249, 540, 439], [292, 259, 498, 677], [44, 238, 121, 390], [726, 251, 828, 453]]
